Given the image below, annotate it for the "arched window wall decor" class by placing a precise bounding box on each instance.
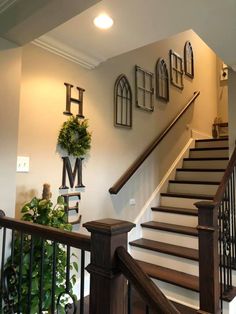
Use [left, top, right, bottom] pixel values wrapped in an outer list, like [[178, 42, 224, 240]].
[[155, 58, 169, 102], [114, 74, 132, 128], [184, 41, 194, 78]]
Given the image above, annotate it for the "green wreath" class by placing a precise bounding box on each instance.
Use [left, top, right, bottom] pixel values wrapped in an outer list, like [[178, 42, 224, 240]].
[[58, 116, 91, 157]]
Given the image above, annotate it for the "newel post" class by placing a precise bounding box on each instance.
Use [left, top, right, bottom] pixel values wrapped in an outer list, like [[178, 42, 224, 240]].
[[195, 201, 220, 314], [83, 219, 135, 314]]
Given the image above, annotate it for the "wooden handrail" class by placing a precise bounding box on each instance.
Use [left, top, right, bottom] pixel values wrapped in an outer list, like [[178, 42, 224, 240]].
[[0, 213, 91, 251], [116, 246, 180, 314], [214, 145, 236, 204], [109, 91, 200, 194]]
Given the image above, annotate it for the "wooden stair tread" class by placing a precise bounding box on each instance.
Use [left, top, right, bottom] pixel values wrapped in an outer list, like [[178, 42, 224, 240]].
[[190, 147, 228, 151], [195, 138, 228, 142], [130, 238, 198, 261], [136, 260, 236, 302], [169, 180, 220, 185], [176, 168, 225, 172], [183, 157, 229, 161], [141, 221, 198, 236], [161, 192, 214, 200], [152, 206, 198, 216], [130, 286, 198, 314], [137, 260, 199, 292], [172, 301, 198, 314]]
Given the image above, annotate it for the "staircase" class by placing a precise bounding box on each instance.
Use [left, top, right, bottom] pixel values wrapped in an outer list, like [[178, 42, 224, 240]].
[[130, 137, 235, 312]]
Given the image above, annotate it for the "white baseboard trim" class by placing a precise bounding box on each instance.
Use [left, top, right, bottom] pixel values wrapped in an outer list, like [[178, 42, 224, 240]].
[[190, 127, 211, 140]]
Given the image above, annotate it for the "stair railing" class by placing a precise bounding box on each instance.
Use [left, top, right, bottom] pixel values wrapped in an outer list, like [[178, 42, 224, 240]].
[[109, 91, 200, 194], [195, 145, 236, 314], [116, 246, 180, 314], [0, 210, 91, 314], [0, 213, 179, 313]]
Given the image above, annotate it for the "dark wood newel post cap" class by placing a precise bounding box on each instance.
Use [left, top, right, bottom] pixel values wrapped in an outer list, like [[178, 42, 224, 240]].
[[83, 218, 135, 235], [84, 219, 135, 314], [194, 201, 216, 210]]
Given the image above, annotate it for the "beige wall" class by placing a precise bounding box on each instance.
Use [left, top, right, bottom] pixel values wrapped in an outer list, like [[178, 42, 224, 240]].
[[216, 59, 228, 122], [16, 30, 220, 228], [0, 38, 21, 217]]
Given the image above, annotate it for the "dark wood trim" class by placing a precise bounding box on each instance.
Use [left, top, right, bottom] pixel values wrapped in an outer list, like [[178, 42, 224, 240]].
[[183, 157, 228, 161], [116, 246, 180, 314], [129, 238, 198, 261], [0, 215, 91, 251], [109, 91, 200, 194], [152, 206, 198, 216], [195, 138, 228, 143], [169, 180, 220, 185], [137, 259, 199, 292], [84, 219, 135, 314], [176, 168, 225, 172], [161, 192, 214, 200], [141, 221, 198, 236], [190, 147, 228, 151], [195, 201, 220, 314]]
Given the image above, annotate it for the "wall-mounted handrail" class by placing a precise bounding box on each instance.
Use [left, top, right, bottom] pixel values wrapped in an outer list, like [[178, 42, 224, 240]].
[[116, 246, 180, 314], [109, 91, 200, 194]]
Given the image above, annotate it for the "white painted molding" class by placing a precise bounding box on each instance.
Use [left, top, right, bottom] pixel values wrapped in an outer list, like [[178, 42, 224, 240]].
[[0, 0, 18, 14], [33, 35, 105, 69], [190, 127, 211, 140]]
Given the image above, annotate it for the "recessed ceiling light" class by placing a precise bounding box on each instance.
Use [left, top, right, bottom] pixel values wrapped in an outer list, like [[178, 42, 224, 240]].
[[93, 14, 113, 30]]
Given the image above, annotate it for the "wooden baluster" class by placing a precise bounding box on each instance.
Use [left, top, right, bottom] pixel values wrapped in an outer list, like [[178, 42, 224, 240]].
[[195, 201, 221, 314], [84, 219, 135, 314]]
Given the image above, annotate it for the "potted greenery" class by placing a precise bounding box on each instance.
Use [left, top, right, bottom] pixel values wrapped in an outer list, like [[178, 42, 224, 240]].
[[4, 185, 78, 313]]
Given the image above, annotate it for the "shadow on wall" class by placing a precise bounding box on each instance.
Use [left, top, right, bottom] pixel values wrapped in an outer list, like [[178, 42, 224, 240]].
[[15, 187, 38, 219]]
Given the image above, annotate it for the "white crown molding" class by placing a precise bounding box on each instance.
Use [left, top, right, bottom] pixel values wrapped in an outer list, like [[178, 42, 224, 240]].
[[230, 64, 236, 72], [33, 35, 105, 70], [0, 0, 18, 14]]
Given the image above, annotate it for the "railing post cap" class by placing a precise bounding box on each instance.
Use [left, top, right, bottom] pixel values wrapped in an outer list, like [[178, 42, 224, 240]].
[[194, 201, 216, 210], [83, 218, 135, 235]]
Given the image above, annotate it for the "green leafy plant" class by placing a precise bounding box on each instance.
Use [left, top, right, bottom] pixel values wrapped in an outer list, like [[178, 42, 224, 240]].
[[58, 116, 91, 157], [5, 195, 78, 313]]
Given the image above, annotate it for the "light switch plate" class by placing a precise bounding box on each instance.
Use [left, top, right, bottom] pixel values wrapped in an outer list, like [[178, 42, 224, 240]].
[[17, 156, 30, 172]]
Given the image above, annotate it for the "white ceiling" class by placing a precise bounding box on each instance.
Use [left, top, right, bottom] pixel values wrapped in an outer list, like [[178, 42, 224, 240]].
[[34, 0, 236, 70]]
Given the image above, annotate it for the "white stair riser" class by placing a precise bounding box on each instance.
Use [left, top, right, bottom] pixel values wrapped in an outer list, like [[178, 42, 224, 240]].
[[152, 210, 197, 227], [183, 159, 228, 169], [152, 279, 231, 314], [176, 171, 224, 182], [152, 278, 199, 309], [142, 228, 198, 249], [130, 246, 198, 275], [161, 195, 207, 209], [195, 140, 228, 148], [168, 182, 218, 195], [190, 149, 228, 158]]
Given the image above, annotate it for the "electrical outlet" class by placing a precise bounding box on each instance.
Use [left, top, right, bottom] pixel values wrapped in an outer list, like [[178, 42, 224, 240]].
[[17, 156, 30, 172]]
